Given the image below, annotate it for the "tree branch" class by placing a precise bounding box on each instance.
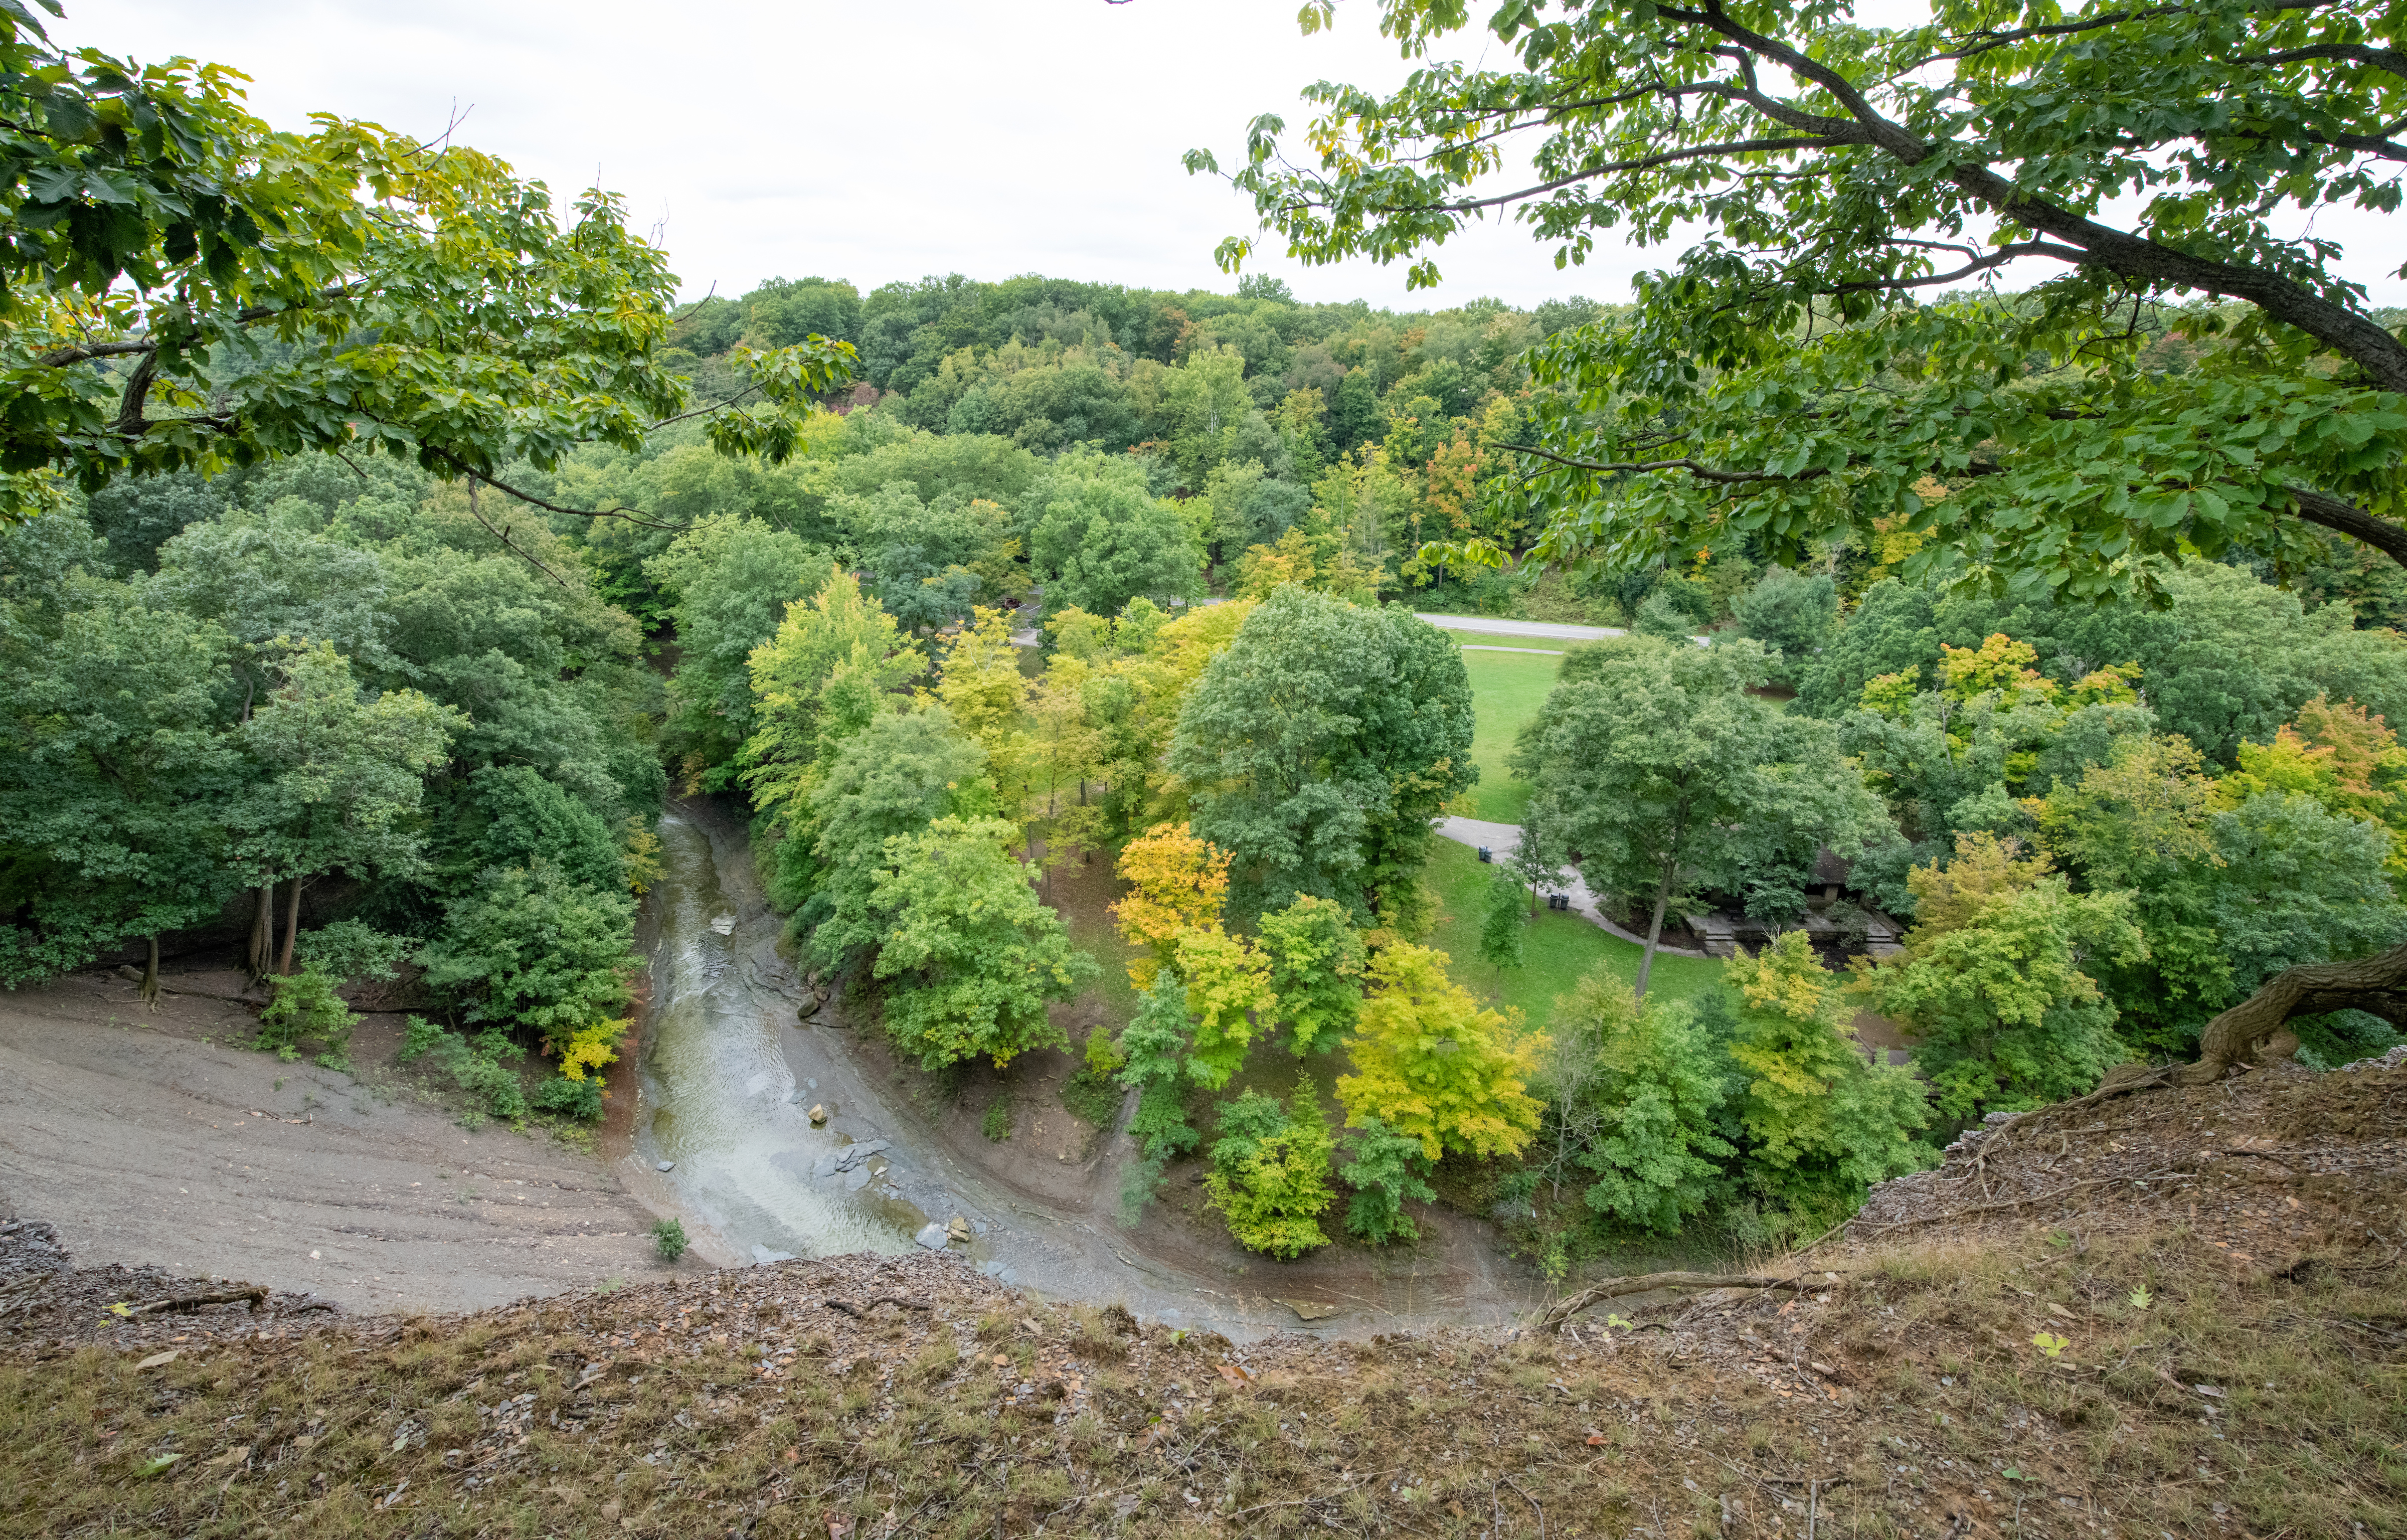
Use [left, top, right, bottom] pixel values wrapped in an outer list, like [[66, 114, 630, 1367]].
[[1371, 135, 1859, 215], [1495, 442, 1834, 485], [412, 441, 690, 530], [38, 339, 154, 367], [461, 479, 572, 590], [2287, 485, 2407, 569], [2234, 41, 2407, 80], [1655, 4, 2407, 392]]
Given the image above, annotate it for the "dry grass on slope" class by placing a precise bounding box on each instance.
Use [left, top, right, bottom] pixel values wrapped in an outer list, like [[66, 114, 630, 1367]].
[[3, 1067, 2402, 1539]]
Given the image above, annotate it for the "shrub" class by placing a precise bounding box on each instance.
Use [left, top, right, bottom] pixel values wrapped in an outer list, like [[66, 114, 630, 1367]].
[[397, 1015, 528, 1121], [1205, 1081, 1334, 1259], [555, 1016, 627, 1081], [1340, 1115, 1437, 1245], [291, 920, 413, 984], [416, 859, 638, 1053], [530, 1074, 604, 1122], [1061, 1029, 1125, 1128], [981, 1099, 1012, 1141], [256, 967, 355, 1067], [651, 1218, 689, 1262]]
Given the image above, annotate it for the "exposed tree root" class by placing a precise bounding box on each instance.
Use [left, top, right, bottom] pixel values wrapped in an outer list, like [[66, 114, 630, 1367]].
[[2190, 939, 2407, 1076], [1542, 1270, 1837, 1330]]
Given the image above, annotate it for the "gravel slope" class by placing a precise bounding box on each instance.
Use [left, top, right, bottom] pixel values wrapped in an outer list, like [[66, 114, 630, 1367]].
[[0, 972, 690, 1315]]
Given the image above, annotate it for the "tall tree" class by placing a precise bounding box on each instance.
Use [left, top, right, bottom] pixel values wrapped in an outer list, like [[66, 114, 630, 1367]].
[[1169, 586, 1474, 922], [868, 815, 1096, 1071], [0, 591, 243, 999], [742, 570, 924, 822], [1201, 0, 2407, 598], [1723, 932, 1933, 1214], [232, 640, 462, 975], [1514, 637, 1883, 995], [1029, 478, 1204, 618]]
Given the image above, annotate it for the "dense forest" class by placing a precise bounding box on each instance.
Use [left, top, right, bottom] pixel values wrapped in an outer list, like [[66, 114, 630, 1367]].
[[9, 265, 2405, 1267], [5, 0, 2404, 1273]]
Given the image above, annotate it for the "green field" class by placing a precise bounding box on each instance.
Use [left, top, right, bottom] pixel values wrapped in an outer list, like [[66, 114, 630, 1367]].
[[1423, 836, 1725, 1034], [1456, 645, 1563, 821]]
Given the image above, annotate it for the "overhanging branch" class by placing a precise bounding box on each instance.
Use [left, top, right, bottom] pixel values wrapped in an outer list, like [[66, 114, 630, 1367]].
[[2287, 485, 2407, 568]]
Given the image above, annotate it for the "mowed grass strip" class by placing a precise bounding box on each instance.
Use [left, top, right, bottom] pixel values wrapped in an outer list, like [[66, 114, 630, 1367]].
[[1454, 645, 1562, 823], [1423, 837, 1725, 1034]]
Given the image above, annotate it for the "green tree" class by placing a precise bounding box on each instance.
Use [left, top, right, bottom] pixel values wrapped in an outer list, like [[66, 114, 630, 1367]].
[[1, 7, 851, 523], [1537, 974, 1734, 1236], [1732, 567, 1839, 686], [417, 858, 638, 1055], [0, 589, 243, 998], [1258, 893, 1365, 1055], [1120, 970, 1200, 1160], [233, 640, 462, 975], [1337, 941, 1544, 1161], [1339, 1114, 1437, 1245], [1477, 867, 1527, 974], [798, 705, 989, 965], [1724, 932, 1932, 1216], [644, 515, 833, 788], [1515, 637, 1882, 995], [459, 764, 622, 893], [1506, 812, 1567, 917], [1205, 1080, 1335, 1259], [1202, 0, 2407, 596], [1860, 852, 2149, 1118], [1029, 477, 1202, 619], [741, 570, 924, 823], [867, 815, 1096, 1070], [1169, 586, 1474, 922]]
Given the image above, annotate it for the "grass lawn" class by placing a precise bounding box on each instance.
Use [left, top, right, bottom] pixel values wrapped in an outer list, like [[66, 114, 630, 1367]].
[[1456, 645, 1563, 822], [1421, 837, 1724, 1034]]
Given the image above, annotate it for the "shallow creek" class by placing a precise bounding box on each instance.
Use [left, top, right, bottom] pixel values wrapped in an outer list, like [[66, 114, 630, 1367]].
[[633, 800, 1533, 1339]]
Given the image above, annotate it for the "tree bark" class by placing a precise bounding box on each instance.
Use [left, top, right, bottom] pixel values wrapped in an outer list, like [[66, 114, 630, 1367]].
[[1634, 866, 1674, 1000], [2185, 939, 2407, 1079], [246, 886, 273, 979], [140, 934, 159, 1010], [277, 876, 303, 976]]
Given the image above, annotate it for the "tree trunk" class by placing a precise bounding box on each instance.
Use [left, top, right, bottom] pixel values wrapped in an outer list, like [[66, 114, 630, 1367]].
[[1633, 867, 1674, 1000], [246, 886, 273, 979], [2185, 939, 2407, 1080], [277, 876, 303, 975], [140, 934, 159, 1010]]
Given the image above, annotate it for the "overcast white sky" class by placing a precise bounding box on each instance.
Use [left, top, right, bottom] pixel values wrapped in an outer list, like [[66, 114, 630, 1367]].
[[56, 1, 2405, 312]]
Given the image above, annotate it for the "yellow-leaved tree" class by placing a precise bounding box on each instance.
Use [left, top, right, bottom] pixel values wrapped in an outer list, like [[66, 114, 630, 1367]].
[[1112, 821, 1231, 987], [1337, 942, 1543, 1161]]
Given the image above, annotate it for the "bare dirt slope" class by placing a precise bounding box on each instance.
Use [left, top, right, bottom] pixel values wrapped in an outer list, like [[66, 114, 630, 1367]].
[[4, 1056, 2398, 1538], [0, 971, 690, 1315]]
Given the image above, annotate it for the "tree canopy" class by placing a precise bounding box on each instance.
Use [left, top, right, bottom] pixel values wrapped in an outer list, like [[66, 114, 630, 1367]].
[[1, 2, 851, 524], [1200, 0, 2407, 600]]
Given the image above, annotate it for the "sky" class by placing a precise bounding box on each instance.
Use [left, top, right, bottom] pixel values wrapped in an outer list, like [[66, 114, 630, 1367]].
[[55, 0, 2406, 313]]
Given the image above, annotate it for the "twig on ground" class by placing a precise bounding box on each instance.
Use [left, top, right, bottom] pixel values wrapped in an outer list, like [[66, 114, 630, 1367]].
[[132, 1286, 268, 1316]]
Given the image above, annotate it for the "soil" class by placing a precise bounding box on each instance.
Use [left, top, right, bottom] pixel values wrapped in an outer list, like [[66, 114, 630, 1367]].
[[0, 969, 700, 1317], [1830, 1056, 2407, 1265]]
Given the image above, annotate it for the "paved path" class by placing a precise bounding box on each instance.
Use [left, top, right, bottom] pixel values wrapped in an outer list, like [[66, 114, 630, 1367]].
[[1434, 817, 1713, 959], [1414, 614, 1625, 642]]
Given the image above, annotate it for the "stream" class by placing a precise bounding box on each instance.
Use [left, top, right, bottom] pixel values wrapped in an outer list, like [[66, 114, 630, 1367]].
[[632, 799, 1535, 1339]]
